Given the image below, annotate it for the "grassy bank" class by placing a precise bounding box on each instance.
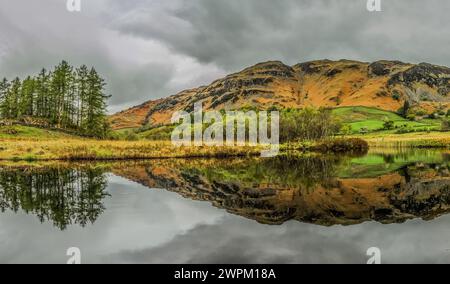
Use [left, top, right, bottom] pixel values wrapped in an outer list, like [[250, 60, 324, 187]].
[[0, 125, 77, 140], [0, 125, 448, 161], [0, 139, 266, 161], [0, 138, 369, 161], [355, 132, 450, 148]]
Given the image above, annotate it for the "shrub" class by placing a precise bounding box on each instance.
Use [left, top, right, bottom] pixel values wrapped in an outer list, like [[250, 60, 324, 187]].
[[395, 126, 414, 134], [138, 124, 153, 133], [340, 125, 352, 136], [442, 119, 450, 132], [124, 131, 139, 141], [279, 107, 342, 143], [359, 127, 369, 135], [313, 138, 369, 153], [383, 120, 395, 130], [406, 114, 416, 121], [415, 109, 428, 116]]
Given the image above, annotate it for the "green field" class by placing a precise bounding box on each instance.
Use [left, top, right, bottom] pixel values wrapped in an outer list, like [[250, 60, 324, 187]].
[[332, 106, 441, 134]]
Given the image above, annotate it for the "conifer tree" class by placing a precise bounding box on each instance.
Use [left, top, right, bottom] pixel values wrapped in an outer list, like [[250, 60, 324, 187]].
[[0, 61, 111, 138], [35, 69, 51, 119], [83, 68, 109, 137], [19, 76, 35, 117], [50, 60, 74, 127], [6, 78, 22, 119], [76, 65, 89, 128], [0, 78, 10, 118]]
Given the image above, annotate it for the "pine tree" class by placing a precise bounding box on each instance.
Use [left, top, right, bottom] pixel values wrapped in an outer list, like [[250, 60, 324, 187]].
[[76, 65, 89, 128], [50, 61, 74, 128], [6, 78, 22, 119], [19, 76, 36, 117], [35, 69, 51, 119], [83, 68, 110, 137], [0, 61, 111, 138], [0, 78, 10, 119]]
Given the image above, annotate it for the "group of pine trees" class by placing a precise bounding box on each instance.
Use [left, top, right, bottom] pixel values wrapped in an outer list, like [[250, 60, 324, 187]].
[[0, 61, 110, 138]]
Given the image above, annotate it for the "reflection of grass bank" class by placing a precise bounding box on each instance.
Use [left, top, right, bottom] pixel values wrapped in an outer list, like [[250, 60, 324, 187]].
[[281, 138, 368, 154], [338, 148, 449, 178]]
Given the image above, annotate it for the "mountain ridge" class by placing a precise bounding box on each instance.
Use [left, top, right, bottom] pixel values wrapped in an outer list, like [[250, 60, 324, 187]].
[[110, 59, 450, 130]]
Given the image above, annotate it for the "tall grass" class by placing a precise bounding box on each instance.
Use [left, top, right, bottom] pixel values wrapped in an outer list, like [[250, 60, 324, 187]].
[[362, 132, 450, 148], [0, 139, 263, 161]]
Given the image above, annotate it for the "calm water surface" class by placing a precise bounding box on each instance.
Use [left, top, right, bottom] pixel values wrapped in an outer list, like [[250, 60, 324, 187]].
[[0, 149, 449, 263]]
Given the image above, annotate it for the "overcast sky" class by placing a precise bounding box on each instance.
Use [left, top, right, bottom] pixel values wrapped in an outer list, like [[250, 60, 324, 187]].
[[0, 0, 449, 113]]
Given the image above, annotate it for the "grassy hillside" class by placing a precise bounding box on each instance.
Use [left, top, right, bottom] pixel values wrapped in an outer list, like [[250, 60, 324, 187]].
[[113, 106, 445, 140], [0, 125, 77, 140]]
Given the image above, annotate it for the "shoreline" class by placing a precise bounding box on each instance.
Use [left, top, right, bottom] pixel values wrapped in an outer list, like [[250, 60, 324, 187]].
[[0, 138, 367, 162], [0, 132, 448, 162], [354, 132, 450, 148]]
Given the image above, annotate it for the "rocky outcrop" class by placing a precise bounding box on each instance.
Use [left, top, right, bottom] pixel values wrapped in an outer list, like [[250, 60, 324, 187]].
[[389, 63, 450, 96]]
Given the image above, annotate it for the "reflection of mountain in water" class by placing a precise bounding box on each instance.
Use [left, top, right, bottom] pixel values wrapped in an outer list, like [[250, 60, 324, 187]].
[[0, 166, 109, 230], [0, 152, 448, 229], [113, 154, 450, 226]]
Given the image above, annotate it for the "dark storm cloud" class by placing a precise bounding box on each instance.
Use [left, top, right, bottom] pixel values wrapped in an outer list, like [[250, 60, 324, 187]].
[[0, 0, 449, 112], [111, 0, 450, 69]]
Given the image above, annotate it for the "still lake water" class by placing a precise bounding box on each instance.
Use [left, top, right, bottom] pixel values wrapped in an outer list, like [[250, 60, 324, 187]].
[[0, 149, 449, 264]]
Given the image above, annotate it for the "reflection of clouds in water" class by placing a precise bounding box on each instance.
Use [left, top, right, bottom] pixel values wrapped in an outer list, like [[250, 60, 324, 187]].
[[105, 211, 450, 264], [0, 176, 225, 264], [104, 217, 363, 264], [1, 174, 450, 263]]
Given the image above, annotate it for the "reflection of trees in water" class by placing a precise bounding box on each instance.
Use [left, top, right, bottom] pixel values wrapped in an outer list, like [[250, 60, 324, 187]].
[[0, 167, 109, 230], [180, 155, 347, 191], [260, 155, 343, 189]]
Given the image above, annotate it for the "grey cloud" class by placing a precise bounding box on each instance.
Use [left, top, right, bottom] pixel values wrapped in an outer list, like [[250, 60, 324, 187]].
[[0, 0, 184, 112], [110, 0, 450, 70], [0, 0, 449, 112], [106, 63, 175, 112]]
